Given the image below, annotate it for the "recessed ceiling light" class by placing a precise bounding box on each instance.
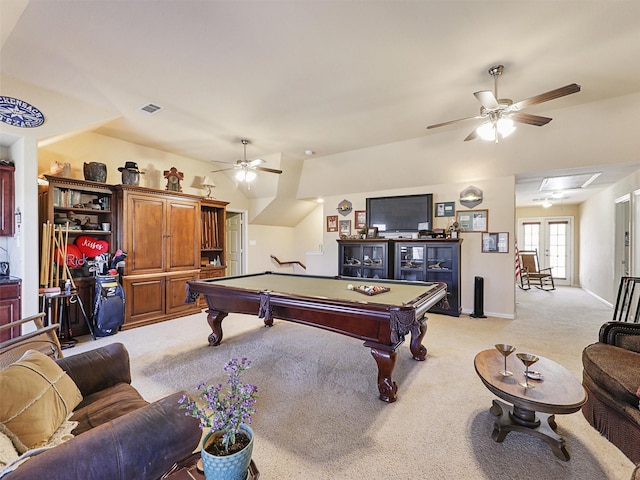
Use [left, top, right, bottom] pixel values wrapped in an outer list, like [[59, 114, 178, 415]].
[[539, 173, 601, 191], [305, 150, 315, 156]]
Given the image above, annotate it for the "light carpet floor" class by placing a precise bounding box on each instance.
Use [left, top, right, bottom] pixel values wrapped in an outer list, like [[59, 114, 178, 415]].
[[70, 286, 635, 479]]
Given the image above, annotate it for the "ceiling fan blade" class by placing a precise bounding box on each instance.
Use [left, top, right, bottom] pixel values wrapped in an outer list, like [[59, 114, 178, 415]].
[[426, 114, 484, 130], [463, 129, 478, 142], [511, 112, 553, 126], [511, 83, 581, 110], [474, 90, 499, 109], [255, 166, 283, 175], [248, 158, 265, 167], [210, 160, 238, 165], [210, 167, 235, 173]]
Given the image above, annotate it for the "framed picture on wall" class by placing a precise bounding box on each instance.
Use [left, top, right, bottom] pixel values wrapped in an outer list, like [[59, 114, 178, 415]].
[[354, 210, 366, 229], [339, 220, 351, 236], [327, 215, 338, 232], [435, 202, 455, 217], [456, 209, 488, 232], [482, 232, 509, 253]]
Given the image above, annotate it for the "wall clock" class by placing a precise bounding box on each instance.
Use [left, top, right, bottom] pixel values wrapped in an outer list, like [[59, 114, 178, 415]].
[[164, 167, 184, 192], [0, 96, 45, 128]]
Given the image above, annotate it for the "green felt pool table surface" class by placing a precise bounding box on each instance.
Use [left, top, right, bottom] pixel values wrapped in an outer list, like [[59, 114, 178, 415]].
[[206, 272, 441, 307]]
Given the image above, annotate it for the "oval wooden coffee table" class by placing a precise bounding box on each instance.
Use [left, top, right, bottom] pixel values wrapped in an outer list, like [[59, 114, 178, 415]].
[[474, 349, 587, 461]]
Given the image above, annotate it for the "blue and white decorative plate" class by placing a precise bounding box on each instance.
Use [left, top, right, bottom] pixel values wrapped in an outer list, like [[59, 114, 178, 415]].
[[0, 96, 45, 128]]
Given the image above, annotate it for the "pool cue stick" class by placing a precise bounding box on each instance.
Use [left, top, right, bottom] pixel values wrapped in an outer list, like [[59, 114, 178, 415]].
[[49, 223, 55, 288], [62, 225, 75, 289], [40, 222, 48, 286]]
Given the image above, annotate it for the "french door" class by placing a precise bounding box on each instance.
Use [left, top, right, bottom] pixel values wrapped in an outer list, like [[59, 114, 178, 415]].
[[518, 216, 573, 286]]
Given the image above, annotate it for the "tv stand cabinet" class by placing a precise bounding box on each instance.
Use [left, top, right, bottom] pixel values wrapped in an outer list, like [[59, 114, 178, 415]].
[[337, 238, 462, 316], [394, 239, 462, 316]]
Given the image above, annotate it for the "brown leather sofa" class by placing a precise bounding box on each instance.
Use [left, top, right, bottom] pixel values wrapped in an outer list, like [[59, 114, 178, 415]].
[[6, 342, 201, 480], [582, 322, 640, 473]]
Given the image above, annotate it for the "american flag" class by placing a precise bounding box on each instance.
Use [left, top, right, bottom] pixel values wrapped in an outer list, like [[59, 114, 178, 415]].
[[515, 241, 521, 278]]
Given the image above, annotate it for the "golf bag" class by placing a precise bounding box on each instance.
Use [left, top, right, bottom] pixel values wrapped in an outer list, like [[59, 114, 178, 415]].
[[93, 274, 125, 336]]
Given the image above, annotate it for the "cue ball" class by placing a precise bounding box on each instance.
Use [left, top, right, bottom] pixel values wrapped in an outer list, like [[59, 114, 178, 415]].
[[347, 284, 354, 290]]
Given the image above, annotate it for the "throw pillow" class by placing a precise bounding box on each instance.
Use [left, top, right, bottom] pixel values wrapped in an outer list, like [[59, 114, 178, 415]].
[[0, 350, 82, 449]]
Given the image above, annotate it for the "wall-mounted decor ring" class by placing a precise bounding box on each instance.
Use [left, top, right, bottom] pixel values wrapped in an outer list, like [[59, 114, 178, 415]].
[[0, 96, 45, 128]]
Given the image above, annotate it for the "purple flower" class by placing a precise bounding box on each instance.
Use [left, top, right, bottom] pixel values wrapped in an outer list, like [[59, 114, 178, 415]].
[[179, 358, 259, 453]]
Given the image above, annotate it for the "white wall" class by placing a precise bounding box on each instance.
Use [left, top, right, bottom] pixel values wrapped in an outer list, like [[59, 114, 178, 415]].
[[1, 138, 40, 317], [580, 168, 640, 304]]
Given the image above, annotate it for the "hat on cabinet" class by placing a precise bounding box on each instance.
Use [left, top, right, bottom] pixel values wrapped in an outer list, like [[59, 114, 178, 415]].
[[117, 161, 144, 173]]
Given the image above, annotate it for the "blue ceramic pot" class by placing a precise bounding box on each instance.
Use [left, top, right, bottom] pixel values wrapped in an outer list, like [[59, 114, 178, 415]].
[[201, 424, 254, 480]]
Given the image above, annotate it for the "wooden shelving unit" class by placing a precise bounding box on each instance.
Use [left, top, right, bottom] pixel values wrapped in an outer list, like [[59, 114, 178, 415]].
[[199, 199, 229, 275]]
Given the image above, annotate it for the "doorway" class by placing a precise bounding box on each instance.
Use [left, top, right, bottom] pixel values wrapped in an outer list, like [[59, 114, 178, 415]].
[[517, 216, 574, 286], [226, 210, 247, 276], [615, 195, 631, 281]]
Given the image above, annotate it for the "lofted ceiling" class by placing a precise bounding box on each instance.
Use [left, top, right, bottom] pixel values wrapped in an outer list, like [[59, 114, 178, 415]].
[[1, 1, 639, 208]]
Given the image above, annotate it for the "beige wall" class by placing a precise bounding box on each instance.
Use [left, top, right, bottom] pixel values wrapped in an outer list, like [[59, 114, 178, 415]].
[[318, 176, 516, 318], [38, 132, 250, 212], [48, 130, 640, 319], [515, 204, 580, 286]]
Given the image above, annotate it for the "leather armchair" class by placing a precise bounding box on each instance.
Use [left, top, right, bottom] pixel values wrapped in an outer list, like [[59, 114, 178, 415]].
[[582, 322, 640, 467], [6, 343, 201, 480]]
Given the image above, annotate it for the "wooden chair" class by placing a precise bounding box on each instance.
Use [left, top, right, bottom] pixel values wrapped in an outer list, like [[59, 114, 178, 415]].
[[613, 276, 640, 323], [0, 313, 63, 369], [518, 250, 555, 291]]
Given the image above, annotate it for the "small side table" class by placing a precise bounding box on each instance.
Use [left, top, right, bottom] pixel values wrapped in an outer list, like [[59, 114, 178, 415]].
[[161, 453, 259, 479], [474, 349, 586, 461], [40, 291, 94, 347]]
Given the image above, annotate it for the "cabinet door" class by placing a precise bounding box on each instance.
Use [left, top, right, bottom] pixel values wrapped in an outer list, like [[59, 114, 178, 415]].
[[361, 243, 387, 279], [166, 272, 201, 315], [396, 243, 427, 281], [426, 244, 460, 316], [125, 194, 165, 274], [166, 200, 200, 271], [0, 282, 21, 341], [123, 275, 165, 327], [0, 167, 15, 236], [340, 243, 363, 277]]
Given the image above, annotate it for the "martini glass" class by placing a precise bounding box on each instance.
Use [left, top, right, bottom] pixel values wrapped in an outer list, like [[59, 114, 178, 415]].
[[495, 344, 516, 376], [516, 353, 540, 388]]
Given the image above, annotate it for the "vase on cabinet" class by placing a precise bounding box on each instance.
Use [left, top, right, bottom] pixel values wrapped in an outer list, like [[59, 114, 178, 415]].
[[83, 162, 107, 183]]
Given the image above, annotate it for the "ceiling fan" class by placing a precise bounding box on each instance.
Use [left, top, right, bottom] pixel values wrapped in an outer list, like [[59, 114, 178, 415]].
[[211, 139, 282, 185], [426, 65, 581, 142]]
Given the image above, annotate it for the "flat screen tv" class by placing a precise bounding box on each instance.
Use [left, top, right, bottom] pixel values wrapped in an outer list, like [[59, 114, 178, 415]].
[[366, 193, 433, 235]]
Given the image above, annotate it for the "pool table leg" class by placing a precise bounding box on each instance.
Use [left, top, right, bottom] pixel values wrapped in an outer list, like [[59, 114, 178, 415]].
[[205, 309, 228, 346], [369, 347, 398, 403], [409, 318, 428, 361]]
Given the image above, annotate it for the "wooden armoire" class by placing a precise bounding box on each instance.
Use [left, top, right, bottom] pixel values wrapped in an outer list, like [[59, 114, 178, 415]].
[[114, 185, 202, 328]]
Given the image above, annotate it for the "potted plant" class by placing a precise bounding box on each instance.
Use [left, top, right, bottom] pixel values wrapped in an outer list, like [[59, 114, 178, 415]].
[[179, 357, 258, 480]]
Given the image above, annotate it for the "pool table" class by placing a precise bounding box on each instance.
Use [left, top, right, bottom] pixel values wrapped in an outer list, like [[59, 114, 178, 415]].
[[186, 272, 447, 402]]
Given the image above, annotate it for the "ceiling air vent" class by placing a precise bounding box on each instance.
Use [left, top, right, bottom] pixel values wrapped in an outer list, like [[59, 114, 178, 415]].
[[137, 103, 163, 115]]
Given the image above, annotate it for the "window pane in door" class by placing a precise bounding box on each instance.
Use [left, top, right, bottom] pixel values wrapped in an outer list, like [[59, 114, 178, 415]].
[[548, 222, 568, 279], [523, 223, 540, 252]]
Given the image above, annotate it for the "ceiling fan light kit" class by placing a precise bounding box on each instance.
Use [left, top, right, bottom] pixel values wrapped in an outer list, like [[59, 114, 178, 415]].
[[427, 64, 580, 142], [210, 138, 283, 187]]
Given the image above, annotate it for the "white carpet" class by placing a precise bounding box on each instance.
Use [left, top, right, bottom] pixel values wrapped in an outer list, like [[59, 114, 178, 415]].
[[70, 286, 635, 479]]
